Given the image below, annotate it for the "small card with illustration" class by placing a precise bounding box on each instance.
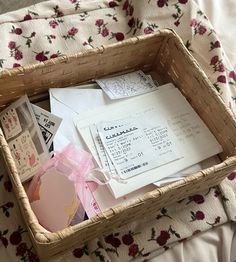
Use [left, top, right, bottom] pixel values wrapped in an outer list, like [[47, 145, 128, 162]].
[[8, 131, 41, 178], [0, 108, 22, 140]]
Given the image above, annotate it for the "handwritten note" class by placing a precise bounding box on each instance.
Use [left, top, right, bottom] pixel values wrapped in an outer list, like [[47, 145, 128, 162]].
[[96, 70, 158, 99]]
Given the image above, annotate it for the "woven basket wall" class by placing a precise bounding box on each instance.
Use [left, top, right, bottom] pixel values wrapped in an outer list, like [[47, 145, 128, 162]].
[[1, 29, 236, 260]]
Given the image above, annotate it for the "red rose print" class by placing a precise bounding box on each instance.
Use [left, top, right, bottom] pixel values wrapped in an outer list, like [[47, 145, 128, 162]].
[[95, 19, 104, 27], [70, 0, 77, 3], [214, 41, 221, 48], [122, 234, 134, 245], [217, 75, 226, 83], [115, 32, 124, 41], [28, 253, 39, 262], [195, 211, 205, 220], [128, 243, 139, 257], [101, 27, 109, 37], [111, 237, 121, 248], [215, 216, 221, 223], [174, 20, 180, 27], [73, 248, 84, 258], [156, 230, 170, 246], [123, 0, 129, 10], [63, 27, 78, 40], [13, 63, 21, 68], [214, 189, 220, 197], [35, 52, 48, 62], [218, 63, 225, 72], [24, 14, 32, 21], [10, 231, 22, 245], [198, 25, 207, 35], [49, 20, 59, 28], [190, 18, 197, 27], [31, 32, 36, 37], [229, 71, 236, 82], [15, 28, 23, 35], [210, 55, 218, 65], [50, 54, 58, 59], [16, 242, 27, 256], [14, 50, 23, 60], [109, 1, 119, 8], [0, 236, 8, 248], [68, 27, 78, 36], [178, 0, 188, 3], [6, 202, 14, 208], [228, 172, 236, 180], [157, 0, 165, 7], [128, 17, 135, 28], [8, 41, 16, 50], [144, 27, 154, 34], [105, 234, 113, 244], [192, 229, 201, 235], [104, 234, 121, 248], [128, 6, 134, 16], [4, 180, 12, 192], [192, 194, 204, 204]]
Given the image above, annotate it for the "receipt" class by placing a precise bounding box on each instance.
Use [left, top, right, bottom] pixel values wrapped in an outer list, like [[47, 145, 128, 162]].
[[90, 124, 115, 172], [96, 70, 158, 99], [98, 118, 179, 179]]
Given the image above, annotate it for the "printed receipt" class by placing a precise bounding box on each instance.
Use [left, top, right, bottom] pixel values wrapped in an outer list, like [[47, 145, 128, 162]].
[[98, 118, 179, 179]]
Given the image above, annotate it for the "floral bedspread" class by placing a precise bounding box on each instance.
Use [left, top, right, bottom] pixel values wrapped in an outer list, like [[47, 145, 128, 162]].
[[0, 0, 236, 261]]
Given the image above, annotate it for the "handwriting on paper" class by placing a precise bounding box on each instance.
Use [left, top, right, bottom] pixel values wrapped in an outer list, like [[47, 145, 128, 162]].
[[96, 70, 158, 99]]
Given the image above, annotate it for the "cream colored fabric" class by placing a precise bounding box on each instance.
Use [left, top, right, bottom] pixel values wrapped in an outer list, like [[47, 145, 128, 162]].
[[150, 222, 236, 262], [0, 0, 235, 261], [194, 0, 236, 69]]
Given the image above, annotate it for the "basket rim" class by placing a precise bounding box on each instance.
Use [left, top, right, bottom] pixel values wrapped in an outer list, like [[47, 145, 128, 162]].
[[0, 28, 173, 79]]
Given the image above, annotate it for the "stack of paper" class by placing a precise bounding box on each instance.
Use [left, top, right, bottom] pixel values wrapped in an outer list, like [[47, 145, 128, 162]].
[[75, 84, 222, 198]]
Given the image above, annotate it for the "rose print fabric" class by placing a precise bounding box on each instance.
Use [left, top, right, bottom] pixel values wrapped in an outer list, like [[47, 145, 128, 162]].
[[0, 0, 236, 261]]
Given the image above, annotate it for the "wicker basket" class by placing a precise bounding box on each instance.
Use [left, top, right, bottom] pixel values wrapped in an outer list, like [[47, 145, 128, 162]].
[[1, 29, 236, 260]]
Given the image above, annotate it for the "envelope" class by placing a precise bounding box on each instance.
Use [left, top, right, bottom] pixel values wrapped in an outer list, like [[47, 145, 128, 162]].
[[49, 86, 112, 152]]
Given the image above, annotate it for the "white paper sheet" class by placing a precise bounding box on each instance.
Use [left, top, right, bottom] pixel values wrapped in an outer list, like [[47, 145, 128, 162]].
[[154, 155, 221, 186], [76, 84, 222, 198], [49, 88, 112, 152]]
